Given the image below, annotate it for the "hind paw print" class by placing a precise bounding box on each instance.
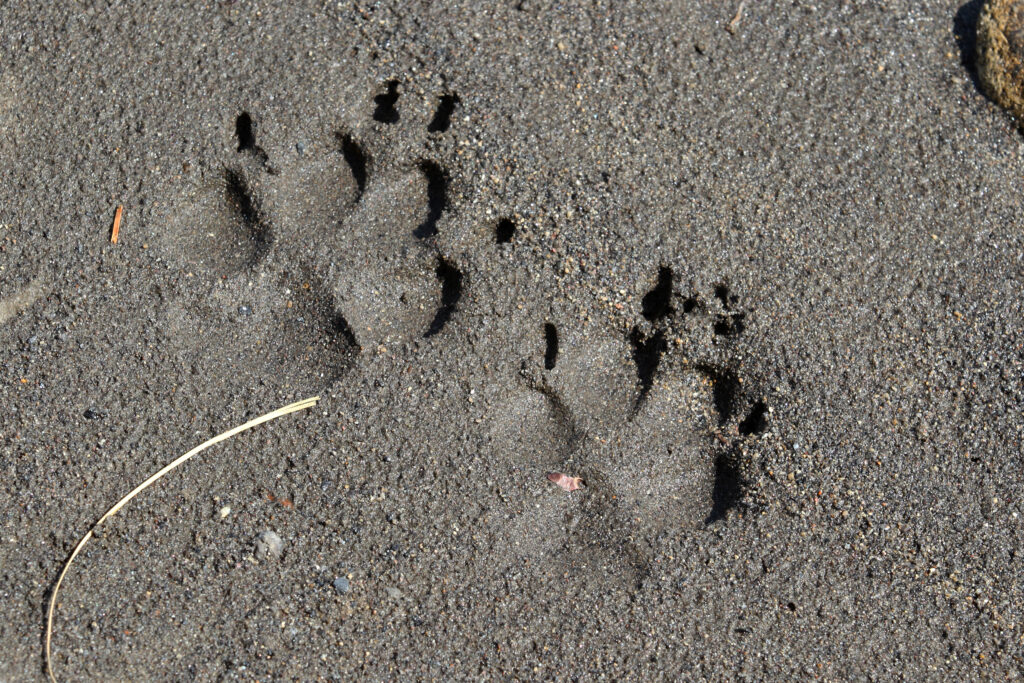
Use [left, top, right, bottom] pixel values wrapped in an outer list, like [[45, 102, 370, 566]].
[[154, 82, 463, 391], [486, 269, 768, 584]]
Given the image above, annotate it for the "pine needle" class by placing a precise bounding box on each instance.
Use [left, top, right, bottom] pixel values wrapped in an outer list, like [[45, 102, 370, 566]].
[[45, 396, 320, 683]]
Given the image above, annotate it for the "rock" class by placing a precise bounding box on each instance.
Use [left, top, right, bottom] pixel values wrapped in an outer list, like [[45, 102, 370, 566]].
[[977, 0, 1024, 125], [333, 576, 351, 594], [83, 407, 104, 420], [385, 586, 404, 600], [254, 530, 283, 560]]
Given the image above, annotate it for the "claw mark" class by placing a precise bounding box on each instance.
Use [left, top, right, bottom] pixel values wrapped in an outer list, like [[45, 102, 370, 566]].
[[738, 400, 768, 435], [428, 93, 459, 133], [235, 112, 270, 166], [641, 266, 673, 321], [714, 284, 731, 309], [235, 112, 257, 152], [543, 323, 559, 370], [495, 217, 516, 244], [373, 80, 400, 124]]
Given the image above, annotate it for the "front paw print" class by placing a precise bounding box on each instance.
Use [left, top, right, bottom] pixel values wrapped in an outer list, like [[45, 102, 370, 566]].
[[153, 82, 463, 393]]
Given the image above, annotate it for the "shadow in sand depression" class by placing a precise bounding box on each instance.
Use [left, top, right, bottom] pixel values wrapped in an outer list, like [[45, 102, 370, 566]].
[[954, 0, 986, 93]]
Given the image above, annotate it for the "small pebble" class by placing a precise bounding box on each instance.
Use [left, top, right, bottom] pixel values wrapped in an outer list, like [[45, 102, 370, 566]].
[[255, 530, 283, 560], [333, 576, 351, 594], [385, 586, 404, 600], [238, 304, 253, 316], [83, 407, 104, 420], [296, 141, 306, 154], [218, 505, 231, 519]]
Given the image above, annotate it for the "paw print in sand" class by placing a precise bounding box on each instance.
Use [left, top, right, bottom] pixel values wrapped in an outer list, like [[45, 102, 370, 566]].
[[486, 269, 768, 587], [154, 82, 462, 392]]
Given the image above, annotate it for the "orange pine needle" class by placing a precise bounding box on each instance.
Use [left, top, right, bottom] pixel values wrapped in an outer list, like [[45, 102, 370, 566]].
[[110, 205, 123, 243]]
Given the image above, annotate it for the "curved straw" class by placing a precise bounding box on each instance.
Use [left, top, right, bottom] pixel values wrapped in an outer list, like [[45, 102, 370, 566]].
[[45, 396, 320, 683]]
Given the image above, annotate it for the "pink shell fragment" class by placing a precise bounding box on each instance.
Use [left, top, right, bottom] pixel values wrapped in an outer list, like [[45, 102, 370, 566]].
[[547, 472, 583, 492]]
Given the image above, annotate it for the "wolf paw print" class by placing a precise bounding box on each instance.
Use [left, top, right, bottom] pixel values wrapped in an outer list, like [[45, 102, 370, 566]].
[[154, 82, 463, 392], [485, 268, 768, 586]]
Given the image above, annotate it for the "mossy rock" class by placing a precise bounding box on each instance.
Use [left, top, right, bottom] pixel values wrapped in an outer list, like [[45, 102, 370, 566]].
[[977, 0, 1024, 126]]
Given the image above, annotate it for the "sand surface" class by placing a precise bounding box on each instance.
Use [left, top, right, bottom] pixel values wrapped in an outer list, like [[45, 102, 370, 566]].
[[1, 1, 1022, 679]]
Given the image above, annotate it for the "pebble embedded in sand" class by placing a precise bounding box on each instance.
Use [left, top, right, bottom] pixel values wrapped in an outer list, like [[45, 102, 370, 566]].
[[977, 0, 1024, 125], [255, 530, 283, 560], [333, 576, 351, 594]]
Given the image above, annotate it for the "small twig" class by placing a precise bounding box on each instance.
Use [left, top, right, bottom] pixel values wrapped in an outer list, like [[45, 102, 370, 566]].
[[45, 396, 320, 683], [727, 0, 746, 34], [110, 205, 123, 244]]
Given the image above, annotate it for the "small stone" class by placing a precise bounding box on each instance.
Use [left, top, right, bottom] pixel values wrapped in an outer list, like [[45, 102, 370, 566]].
[[83, 407, 104, 420], [333, 576, 351, 594], [385, 586, 404, 600], [977, 0, 1024, 126], [238, 304, 253, 316], [296, 141, 306, 154], [218, 505, 231, 519], [255, 531, 283, 560]]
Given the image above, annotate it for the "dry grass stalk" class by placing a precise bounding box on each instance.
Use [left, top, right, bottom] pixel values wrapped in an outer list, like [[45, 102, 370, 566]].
[[45, 396, 320, 682]]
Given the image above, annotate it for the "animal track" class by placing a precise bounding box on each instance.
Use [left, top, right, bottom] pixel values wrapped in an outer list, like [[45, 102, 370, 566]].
[[494, 217, 517, 244], [157, 83, 463, 390], [488, 270, 768, 585], [154, 83, 763, 597], [427, 93, 459, 133], [372, 80, 401, 124], [234, 111, 270, 168]]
